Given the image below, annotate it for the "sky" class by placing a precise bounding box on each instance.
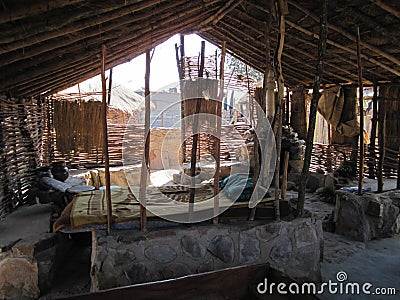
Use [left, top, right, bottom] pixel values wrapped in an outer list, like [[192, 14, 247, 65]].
[[111, 34, 219, 92]]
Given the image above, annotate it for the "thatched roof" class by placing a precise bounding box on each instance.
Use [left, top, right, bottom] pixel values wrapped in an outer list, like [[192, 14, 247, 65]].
[[58, 78, 148, 113], [0, 0, 399, 98]]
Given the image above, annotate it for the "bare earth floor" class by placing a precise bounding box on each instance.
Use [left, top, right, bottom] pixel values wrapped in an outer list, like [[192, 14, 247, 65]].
[[320, 232, 400, 300]]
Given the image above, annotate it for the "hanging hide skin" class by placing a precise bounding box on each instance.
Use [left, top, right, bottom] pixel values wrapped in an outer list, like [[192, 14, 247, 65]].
[[317, 86, 360, 137]]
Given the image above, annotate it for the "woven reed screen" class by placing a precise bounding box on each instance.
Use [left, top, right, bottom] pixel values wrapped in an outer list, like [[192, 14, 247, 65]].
[[0, 97, 43, 218]]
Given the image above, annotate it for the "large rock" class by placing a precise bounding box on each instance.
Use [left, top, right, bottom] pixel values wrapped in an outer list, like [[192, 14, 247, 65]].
[[145, 244, 177, 264], [0, 257, 40, 300], [334, 190, 400, 242], [239, 234, 260, 264], [208, 235, 235, 264], [181, 235, 206, 260], [269, 236, 292, 266]]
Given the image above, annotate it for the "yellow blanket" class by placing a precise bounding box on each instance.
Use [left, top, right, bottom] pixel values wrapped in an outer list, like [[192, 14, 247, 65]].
[[53, 185, 224, 232]]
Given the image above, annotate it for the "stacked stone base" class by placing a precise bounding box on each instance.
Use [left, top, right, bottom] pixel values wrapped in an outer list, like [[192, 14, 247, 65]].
[[91, 218, 323, 291]]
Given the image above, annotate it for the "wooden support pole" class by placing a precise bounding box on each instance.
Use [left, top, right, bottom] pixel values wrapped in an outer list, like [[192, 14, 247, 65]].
[[213, 41, 226, 225], [107, 68, 113, 105], [285, 89, 290, 125], [297, 0, 328, 216], [377, 91, 385, 193], [175, 35, 186, 163], [356, 26, 365, 196], [272, 1, 288, 221], [189, 41, 205, 221], [368, 80, 378, 178], [249, 18, 271, 221], [139, 49, 151, 231], [101, 45, 112, 235], [281, 151, 290, 200], [397, 148, 400, 189], [246, 65, 254, 127]]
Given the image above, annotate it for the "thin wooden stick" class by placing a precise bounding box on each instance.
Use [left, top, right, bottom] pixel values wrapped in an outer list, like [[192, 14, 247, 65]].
[[189, 41, 205, 221], [356, 26, 364, 195], [245, 64, 255, 127], [285, 88, 290, 125], [175, 36, 186, 163], [281, 151, 290, 200], [397, 147, 400, 189], [213, 41, 226, 225], [107, 68, 113, 105], [101, 45, 112, 235], [297, 0, 328, 216], [368, 80, 378, 178], [139, 49, 151, 231], [249, 18, 270, 221], [377, 90, 385, 193]]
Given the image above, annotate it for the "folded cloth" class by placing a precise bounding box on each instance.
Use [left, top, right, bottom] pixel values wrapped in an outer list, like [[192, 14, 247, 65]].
[[220, 173, 269, 202]]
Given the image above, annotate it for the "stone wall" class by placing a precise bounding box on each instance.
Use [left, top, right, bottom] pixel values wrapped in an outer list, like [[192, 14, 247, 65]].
[[91, 218, 323, 291], [0, 234, 68, 300]]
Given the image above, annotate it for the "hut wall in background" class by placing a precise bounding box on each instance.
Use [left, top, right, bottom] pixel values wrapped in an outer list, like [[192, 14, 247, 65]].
[[380, 85, 400, 151], [376, 84, 400, 177], [290, 86, 307, 140], [0, 96, 43, 218]]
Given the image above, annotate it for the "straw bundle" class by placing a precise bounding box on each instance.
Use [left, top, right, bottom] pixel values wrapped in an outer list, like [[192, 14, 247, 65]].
[[54, 99, 103, 154], [183, 78, 218, 116]]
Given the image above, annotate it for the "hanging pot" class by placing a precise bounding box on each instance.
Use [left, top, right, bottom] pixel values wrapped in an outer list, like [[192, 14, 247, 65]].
[[51, 161, 69, 182]]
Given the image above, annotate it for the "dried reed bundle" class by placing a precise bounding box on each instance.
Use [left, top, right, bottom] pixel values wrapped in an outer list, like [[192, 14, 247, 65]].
[[54, 99, 104, 154]]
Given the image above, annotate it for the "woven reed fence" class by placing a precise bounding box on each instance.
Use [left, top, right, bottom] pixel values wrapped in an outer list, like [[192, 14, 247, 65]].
[[0, 97, 43, 218]]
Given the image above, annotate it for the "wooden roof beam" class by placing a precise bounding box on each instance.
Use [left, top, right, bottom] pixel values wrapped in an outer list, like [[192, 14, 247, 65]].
[[370, 0, 400, 19], [0, 0, 141, 44], [0, 0, 85, 24], [0, 0, 174, 54], [252, 1, 400, 77], [201, 30, 309, 86], [224, 14, 360, 81], [0, 0, 204, 67], [218, 19, 356, 83], [287, 0, 400, 67], [0, 1, 204, 76], [285, 20, 400, 77], [344, 6, 400, 44], [199, 0, 244, 27], [13, 12, 211, 96], [283, 52, 352, 83], [0, 2, 213, 88]]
